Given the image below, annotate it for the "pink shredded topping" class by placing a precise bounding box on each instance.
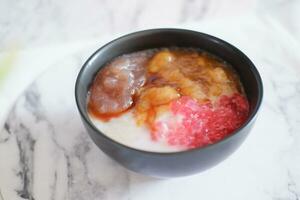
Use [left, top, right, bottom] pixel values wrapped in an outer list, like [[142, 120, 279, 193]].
[[152, 94, 249, 149]]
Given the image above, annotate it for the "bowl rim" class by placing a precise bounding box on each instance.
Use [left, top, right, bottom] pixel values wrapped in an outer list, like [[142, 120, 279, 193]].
[[75, 28, 263, 155]]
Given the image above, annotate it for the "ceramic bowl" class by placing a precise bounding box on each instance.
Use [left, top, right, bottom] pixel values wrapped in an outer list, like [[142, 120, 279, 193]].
[[75, 29, 263, 178]]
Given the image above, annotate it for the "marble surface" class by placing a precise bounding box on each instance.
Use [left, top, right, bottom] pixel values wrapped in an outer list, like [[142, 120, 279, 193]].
[[1, 0, 300, 129], [1, 0, 300, 50], [0, 0, 258, 50], [0, 15, 300, 199]]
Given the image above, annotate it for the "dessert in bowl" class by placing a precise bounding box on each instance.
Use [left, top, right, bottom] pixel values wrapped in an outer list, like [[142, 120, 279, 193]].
[[75, 29, 263, 177], [88, 48, 249, 152]]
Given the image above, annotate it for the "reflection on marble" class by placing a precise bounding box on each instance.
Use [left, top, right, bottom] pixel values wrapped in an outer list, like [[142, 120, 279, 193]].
[[0, 16, 300, 200]]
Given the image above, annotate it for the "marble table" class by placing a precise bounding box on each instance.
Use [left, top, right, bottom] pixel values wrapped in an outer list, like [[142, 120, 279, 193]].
[[0, 0, 259, 49], [2, 0, 300, 50], [1, 15, 300, 199]]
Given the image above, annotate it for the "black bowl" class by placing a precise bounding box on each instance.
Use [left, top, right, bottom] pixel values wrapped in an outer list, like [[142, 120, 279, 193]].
[[75, 29, 263, 178]]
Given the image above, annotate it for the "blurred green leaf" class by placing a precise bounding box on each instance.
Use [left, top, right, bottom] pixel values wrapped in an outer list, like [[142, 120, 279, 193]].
[[0, 49, 17, 85]]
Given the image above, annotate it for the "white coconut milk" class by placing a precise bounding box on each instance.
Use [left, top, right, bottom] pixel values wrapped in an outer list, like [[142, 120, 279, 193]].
[[89, 112, 184, 152]]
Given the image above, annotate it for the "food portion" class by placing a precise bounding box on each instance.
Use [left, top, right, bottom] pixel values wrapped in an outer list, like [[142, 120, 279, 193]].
[[88, 51, 152, 118], [88, 48, 249, 152]]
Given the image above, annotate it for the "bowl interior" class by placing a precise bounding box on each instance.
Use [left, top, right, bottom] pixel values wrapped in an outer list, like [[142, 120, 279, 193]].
[[75, 29, 263, 150]]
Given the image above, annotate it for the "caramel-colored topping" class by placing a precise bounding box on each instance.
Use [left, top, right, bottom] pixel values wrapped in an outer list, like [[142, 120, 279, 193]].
[[88, 48, 244, 124], [134, 86, 180, 127], [147, 50, 240, 102]]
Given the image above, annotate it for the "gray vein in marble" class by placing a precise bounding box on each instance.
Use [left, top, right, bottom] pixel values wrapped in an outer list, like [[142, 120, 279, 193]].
[[0, 55, 132, 199], [65, 154, 73, 195], [0, 190, 4, 200], [0, 123, 10, 143], [131, 2, 144, 30], [257, 41, 300, 197], [23, 85, 83, 199], [4, 85, 66, 199], [267, 59, 300, 138], [102, 0, 115, 34], [50, 171, 58, 200], [24, 85, 44, 123], [269, 170, 300, 200], [15, 123, 36, 200], [4, 123, 10, 134], [287, 170, 299, 200], [180, 0, 210, 23], [269, 79, 294, 135], [73, 134, 92, 185]]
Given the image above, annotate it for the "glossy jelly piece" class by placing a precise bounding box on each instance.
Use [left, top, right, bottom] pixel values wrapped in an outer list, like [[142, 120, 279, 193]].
[[88, 51, 154, 117]]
